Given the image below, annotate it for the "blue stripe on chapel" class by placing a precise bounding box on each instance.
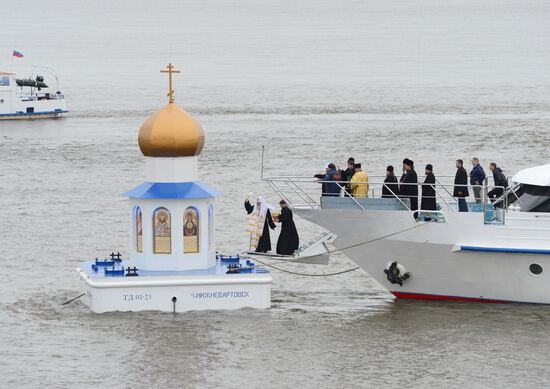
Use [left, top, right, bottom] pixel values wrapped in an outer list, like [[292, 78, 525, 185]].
[[122, 181, 221, 199]]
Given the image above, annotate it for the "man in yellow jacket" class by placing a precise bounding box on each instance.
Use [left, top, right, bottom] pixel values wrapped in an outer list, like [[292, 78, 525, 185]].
[[350, 163, 369, 198]]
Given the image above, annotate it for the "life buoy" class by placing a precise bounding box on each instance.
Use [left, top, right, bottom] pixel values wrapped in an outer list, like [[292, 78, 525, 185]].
[[384, 261, 410, 286]]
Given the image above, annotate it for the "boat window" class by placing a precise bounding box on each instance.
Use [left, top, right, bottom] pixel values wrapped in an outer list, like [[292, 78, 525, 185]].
[[508, 184, 550, 212]]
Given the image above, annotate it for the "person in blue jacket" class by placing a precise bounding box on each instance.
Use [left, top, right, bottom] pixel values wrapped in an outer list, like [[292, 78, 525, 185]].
[[324, 163, 343, 196], [469, 157, 486, 203]]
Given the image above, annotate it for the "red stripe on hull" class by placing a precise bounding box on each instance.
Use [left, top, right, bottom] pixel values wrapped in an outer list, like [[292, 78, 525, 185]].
[[392, 292, 509, 304]]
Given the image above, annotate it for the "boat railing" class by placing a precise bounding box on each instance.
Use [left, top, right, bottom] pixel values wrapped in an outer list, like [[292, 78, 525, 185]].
[[16, 90, 64, 100], [264, 175, 509, 217]]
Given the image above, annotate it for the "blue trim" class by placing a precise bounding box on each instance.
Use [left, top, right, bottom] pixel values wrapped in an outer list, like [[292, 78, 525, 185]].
[[0, 109, 69, 117], [460, 245, 550, 255], [123, 181, 221, 199]]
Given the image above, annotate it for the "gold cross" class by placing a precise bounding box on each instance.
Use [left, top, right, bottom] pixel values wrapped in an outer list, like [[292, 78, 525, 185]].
[[160, 63, 181, 103]]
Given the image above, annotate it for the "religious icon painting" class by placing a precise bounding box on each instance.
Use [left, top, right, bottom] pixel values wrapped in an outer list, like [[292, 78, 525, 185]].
[[135, 206, 143, 253], [153, 207, 171, 254], [208, 204, 214, 251], [184, 207, 199, 253]]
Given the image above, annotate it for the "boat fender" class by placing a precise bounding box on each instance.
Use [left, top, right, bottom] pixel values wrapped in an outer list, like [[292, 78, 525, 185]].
[[384, 261, 410, 286]]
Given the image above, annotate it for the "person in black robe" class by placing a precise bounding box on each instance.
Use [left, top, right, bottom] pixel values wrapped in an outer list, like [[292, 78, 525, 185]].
[[245, 198, 276, 252], [400, 159, 418, 211], [276, 200, 299, 255], [453, 159, 469, 212], [399, 158, 409, 190], [382, 165, 400, 198], [421, 164, 437, 211]]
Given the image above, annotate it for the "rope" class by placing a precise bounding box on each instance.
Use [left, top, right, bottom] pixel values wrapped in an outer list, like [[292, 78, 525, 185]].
[[246, 221, 431, 277], [61, 293, 85, 306], [251, 257, 359, 276]]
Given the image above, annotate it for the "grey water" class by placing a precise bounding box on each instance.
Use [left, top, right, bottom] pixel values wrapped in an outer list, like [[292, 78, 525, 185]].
[[1, 0, 550, 387]]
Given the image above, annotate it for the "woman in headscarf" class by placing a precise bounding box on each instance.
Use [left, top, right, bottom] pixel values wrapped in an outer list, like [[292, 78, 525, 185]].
[[245, 195, 276, 252], [276, 200, 299, 255]]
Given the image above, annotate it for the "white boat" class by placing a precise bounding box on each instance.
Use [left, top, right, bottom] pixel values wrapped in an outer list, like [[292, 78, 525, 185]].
[[265, 164, 550, 304], [0, 69, 68, 119]]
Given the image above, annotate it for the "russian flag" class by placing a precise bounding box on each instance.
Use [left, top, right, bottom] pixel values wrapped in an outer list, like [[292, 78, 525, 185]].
[[12, 50, 24, 58]]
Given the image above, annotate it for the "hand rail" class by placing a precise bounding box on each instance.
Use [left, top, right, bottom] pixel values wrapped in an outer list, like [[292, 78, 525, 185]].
[[264, 176, 509, 215]]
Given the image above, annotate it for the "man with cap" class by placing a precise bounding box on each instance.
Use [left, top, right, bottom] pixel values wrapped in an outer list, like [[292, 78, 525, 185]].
[[350, 163, 369, 198], [400, 159, 418, 211], [421, 164, 437, 211], [324, 163, 342, 196], [382, 165, 400, 198], [314, 163, 332, 196]]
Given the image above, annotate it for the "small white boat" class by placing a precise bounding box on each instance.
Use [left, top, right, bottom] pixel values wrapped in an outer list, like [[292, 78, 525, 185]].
[[0, 69, 68, 120], [265, 164, 550, 304]]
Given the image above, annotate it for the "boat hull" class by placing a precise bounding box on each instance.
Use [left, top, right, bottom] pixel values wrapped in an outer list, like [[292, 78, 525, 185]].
[[0, 110, 68, 120], [295, 208, 550, 304], [78, 267, 272, 313]]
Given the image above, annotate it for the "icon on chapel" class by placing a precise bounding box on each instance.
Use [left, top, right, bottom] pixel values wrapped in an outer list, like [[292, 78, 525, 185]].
[[136, 207, 143, 252], [184, 207, 199, 253], [154, 208, 171, 253]]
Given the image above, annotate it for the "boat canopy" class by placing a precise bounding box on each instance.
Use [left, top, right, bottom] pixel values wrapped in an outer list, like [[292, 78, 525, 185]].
[[16, 78, 48, 88], [512, 164, 550, 187]]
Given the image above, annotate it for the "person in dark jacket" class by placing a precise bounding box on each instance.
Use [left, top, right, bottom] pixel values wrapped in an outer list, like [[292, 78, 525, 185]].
[[453, 159, 469, 212], [469, 157, 486, 203], [245, 197, 276, 252], [399, 158, 410, 189], [324, 164, 342, 196], [488, 162, 509, 205], [382, 165, 400, 198], [314, 163, 332, 195], [276, 200, 300, 255], [421, 164, 437, 211], [400, 159, 418, 211], [340, 157, 356, 196]]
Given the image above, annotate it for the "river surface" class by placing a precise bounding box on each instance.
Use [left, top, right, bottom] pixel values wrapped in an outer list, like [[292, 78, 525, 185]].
[[1, 0, 550, 388]]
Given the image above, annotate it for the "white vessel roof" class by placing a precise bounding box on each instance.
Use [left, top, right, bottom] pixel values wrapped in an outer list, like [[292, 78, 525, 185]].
[[512, 164, 550, 186]]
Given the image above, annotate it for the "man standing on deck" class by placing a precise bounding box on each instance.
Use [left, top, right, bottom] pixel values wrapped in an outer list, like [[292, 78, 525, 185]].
[[454, 159, 469, 212], [399, 158, 410, 190], [276, 200, 299, 255], [324, 163, 342, 197], [350, 163, 369, 198], [421, 164, 437, 211], [488, 162, 509, 205], [470, 157, 486, 204], [382, 165, 400, 198], [341, 157, 356, 196], [400, 159, 418, 211]]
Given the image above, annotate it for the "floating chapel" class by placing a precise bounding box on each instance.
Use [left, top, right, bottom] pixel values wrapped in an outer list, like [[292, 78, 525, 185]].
[[77, 64, 272, 313]]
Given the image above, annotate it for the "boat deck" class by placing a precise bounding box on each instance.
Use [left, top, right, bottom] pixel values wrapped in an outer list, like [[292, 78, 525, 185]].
[[79, 255, 270, 280]]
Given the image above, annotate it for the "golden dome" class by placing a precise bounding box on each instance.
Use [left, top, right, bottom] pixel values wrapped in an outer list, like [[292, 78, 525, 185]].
[[138, 103, 204, 157]]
